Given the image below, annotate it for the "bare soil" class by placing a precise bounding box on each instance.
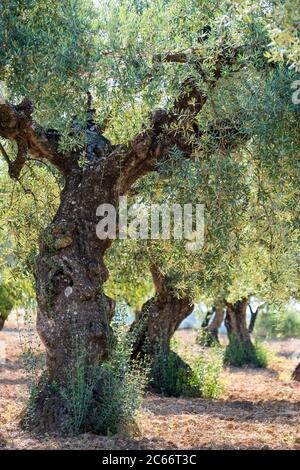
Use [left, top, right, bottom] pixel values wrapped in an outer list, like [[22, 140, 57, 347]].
[[0, 314, 300, 450]]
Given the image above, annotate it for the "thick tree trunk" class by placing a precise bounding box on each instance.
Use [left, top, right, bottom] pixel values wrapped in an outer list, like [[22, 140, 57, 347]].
[[15, 104, 201, 432], [292, 363, 300, 381], [225, 298, 251, 344], [224, 298, 257, 366], [23, 163, 117, 432], [131, 266, 193, 361], [200, 304, 224, 346], [130, 267, 194, 395], [0, 314, 5, 331]]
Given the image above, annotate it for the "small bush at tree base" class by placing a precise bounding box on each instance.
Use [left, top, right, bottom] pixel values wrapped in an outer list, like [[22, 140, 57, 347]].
[[61, 306, 149, 436], [60, 344, 97, 435], [188, 347, 224, 399], [93, 359, 148, 435], [151, 345, 192, 397], [150, 340, 224, 399], [224, 334, 269, 368]]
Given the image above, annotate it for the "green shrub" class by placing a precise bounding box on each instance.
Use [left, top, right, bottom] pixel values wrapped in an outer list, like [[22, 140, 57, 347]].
[[92, 312, 149, 435], [225, 334, 269, 368], [253, 341, 271, 368], [61, 306, 149, 436], [189, 347, 224, 398], [151, 343, 191, 397], [0, 283, 14, 328], [196, 328, 219, 347], [61, 339, 97, 435], [151, 339, 224, 398], [256, 307, 300, 339], [94, 357, 148, 435]]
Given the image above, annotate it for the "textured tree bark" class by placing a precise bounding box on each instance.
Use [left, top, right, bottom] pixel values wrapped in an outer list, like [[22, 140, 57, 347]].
[[24, 157, 118, 431], [18, 104, 203, 431], [225, 298, 252, 345], [292, 363, 300, 381], [200, 304, 225, 346], [131, 266, 194, 363], [36, 175, 114, 383], [225, 298, 256, 364], [0, 314, 5, 331], [0, 96, 178, 431]]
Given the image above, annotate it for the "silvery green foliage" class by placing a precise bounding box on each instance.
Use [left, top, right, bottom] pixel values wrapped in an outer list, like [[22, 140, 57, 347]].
[[0, 0, 270, 147]]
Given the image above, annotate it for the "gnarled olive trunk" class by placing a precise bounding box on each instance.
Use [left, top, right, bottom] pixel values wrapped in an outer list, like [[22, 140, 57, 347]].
[[7, 100, 182, 433], [130, 267, 194, 395], [25, 161, 118, 432], [225, 299, 251, 344], [14, 106, 199, 431], [292, 363, 300, 381], [224, 298, 257, 366], [18, 113, 176, 432], [36, 187, 116, 384], [131, 266, 194, 362]]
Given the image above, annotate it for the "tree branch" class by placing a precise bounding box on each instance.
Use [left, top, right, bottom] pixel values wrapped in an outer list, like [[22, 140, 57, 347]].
[[248, 305, 259, 333], [0, 99, 67, 177], [150, 265, 170, 297], [154, 47, 199, 64], [105, 44, 250, 193]]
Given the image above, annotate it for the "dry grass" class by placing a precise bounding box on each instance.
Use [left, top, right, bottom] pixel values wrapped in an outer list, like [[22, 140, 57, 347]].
[[0, 318, 300, 450]]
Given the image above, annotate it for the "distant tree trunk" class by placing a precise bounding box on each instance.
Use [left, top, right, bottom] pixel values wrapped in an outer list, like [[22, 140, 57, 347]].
[[131, 266, 194, 365], [225, 298, 257, 365], [248, 305, 259, 333], [0, 314, 5, 331], [292, 363, 300, 381], [201, 309, 214, 329], [200, 304, 225, 346], [225, 298, 251, 343]]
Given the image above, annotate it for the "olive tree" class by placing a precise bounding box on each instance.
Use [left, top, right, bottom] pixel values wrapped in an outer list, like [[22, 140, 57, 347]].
[[0, 0, 285, 430]]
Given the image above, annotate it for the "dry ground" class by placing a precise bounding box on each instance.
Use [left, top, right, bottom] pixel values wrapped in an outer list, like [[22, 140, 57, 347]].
[[0, 313, 300, 450]]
